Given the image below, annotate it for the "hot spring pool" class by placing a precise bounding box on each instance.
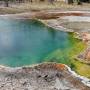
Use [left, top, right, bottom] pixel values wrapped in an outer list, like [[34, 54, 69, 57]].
[[0, 18, 85, 67]]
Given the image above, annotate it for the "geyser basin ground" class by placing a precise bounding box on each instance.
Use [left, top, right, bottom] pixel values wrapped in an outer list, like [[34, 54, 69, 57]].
[[0, 63, 90, 90]]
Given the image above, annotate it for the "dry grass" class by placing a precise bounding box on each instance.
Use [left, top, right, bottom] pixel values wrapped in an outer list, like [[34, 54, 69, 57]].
[[13, 2, 90, 11], [0, 2, 90, 14]]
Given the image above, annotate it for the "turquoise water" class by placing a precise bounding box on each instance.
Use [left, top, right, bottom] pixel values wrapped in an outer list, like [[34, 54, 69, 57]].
[[0, 19, 78, 67]]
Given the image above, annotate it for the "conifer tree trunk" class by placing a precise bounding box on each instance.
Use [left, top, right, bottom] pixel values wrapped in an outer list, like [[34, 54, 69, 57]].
[[66, 0, 73, 4], [4, 0, 9, 7]]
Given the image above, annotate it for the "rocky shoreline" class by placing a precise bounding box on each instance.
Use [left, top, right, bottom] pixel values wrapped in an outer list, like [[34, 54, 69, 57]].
[[0, 63, 90, 90]]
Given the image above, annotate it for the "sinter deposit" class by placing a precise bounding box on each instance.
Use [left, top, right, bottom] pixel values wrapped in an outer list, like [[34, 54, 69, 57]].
[[0, 63, 90, 90]]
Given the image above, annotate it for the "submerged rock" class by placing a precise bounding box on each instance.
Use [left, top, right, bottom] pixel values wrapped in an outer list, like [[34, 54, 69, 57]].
[[0, 63, 90, 90]]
